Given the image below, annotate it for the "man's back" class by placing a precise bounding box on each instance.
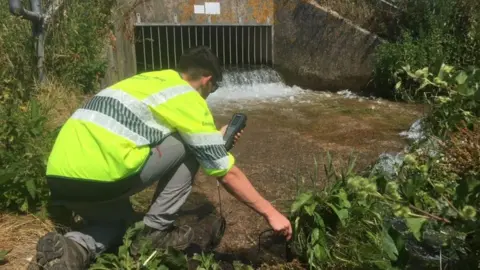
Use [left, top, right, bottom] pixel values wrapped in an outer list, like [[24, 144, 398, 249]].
[[46, 69, 216, 182]]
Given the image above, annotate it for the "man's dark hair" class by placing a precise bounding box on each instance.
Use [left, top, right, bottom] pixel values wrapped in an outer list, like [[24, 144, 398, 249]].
[[177, 46, 223, 85]]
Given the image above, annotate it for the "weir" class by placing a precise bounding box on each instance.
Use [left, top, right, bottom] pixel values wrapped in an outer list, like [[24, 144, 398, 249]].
[[134, 24, 274, 71], [130, 0, 274, 72]]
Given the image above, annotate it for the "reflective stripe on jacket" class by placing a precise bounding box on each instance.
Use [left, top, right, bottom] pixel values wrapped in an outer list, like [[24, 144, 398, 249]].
[[46, 69, 235, 182]]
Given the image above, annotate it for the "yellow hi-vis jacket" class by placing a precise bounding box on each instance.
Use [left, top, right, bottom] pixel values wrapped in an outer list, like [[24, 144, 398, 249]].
[[46, 69, 235, 182]]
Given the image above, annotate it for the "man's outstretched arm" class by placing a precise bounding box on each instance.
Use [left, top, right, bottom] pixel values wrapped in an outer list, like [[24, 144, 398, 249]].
[[151, 89, 292, 239], [218, 165, 292, 240]]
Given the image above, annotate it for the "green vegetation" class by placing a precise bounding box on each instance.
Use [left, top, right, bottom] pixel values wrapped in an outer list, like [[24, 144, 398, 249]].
[[373, 0, 480, 99], [0, 0, 114, 213], [89, 222, 190, 270]]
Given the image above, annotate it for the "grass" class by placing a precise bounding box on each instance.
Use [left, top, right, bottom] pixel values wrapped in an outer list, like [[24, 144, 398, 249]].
[[0, 214, 54, 269], [34, 78, 91, 131]]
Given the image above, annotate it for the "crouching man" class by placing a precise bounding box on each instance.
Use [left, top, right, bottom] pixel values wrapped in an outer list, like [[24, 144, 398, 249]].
[[31, 46, 292, 270]]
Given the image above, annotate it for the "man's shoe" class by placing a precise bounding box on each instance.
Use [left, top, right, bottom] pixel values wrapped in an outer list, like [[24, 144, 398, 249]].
[[130, 224, 194, 255], [32, 232, 90, 270]]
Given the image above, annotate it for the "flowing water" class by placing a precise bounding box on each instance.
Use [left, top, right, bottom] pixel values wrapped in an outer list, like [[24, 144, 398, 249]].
[[206, 68, 330, 112]]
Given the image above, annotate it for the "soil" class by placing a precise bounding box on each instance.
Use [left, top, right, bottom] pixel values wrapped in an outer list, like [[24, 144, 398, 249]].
[[0, 94, 425, 269]]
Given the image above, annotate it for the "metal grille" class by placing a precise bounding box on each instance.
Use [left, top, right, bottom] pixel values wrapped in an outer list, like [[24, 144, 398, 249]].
[[134, 24, 274, 72]]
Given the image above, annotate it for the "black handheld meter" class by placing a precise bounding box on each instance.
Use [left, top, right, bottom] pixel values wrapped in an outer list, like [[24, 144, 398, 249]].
[[223, 113, 247, 151]]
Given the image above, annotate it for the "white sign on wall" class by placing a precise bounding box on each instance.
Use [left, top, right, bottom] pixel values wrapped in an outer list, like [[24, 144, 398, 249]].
[[205, 2, 221, 15], [193, 5, 205, 14], [193, 2, 221, 15]]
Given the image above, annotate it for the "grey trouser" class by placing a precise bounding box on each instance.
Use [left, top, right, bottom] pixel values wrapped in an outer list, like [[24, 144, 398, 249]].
[[59, 133, 199, 258]]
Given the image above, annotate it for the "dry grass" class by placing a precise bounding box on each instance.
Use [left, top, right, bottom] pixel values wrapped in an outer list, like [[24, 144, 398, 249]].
[[259, 260, 305, 269], [0, 214, 54, 270], [441, 122, 480, 177], [35, 78, 91, 130]]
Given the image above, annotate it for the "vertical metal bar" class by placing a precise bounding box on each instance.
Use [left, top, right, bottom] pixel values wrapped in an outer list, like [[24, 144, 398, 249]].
[[222, 26, 225, 66], [215, 26, 219, 58], [260, 27, 263, 65], [235, 26, 238, 67], [247, 27, 250, 64], [157, 26, 162, 70], [142, 26, 147, 71], [166, 26, 170, 69], [180, 26, 184, 55], [150, 26, 155, 70], [195, 26, 198, 46], [229, 26, 232, 66], [208, 26, 211, 48], [253, 27, 256, 65], [241, 27, 244, 65], [173, 26, 177, 67], [271, 25, 275, 67], [188, 26, 191, 48], [265, 26, 268, 65], [203, 27, 205, 45]]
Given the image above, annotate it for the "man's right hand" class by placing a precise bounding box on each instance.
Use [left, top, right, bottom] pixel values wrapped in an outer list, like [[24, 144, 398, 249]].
[[219, 166, 293, 241], [265, 210, 293, 241]]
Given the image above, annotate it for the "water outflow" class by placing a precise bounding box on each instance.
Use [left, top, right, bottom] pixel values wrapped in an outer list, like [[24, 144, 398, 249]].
[[206, 68, 308, 109]]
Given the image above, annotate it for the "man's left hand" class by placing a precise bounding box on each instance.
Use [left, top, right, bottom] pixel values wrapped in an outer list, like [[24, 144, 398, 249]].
[[220, 125, 244, 148]]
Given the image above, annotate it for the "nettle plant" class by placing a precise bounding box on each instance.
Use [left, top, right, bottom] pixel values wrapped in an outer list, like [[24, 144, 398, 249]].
[[289, 151, 480, 269]]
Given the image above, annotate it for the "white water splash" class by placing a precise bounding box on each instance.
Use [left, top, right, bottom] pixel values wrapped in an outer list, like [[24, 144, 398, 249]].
[[337, 89, 358, 99], [399, 119, 425, 142], [206, 68, 310, 109], [206, 68, 384, 113]]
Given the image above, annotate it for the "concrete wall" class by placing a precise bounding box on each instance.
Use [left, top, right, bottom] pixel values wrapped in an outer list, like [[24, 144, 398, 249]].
[[135, 0, 274, 24], [103, 0, 382, 93], [273, 0, 383, 92]]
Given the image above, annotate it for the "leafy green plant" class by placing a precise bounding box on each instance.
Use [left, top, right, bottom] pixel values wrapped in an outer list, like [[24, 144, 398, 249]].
[[394, 63, 480, 138], [289, 154, 398, 269], [289, 147, 480, 269], [193, 252, 221, 270], [89, 222, 188, 270], [0, 97, 52, 213]]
